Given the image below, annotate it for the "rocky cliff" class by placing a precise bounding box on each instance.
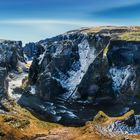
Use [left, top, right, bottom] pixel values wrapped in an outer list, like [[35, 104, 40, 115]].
[[23, 42, 37, 60], [29, 31, 110, 100], [0, 40, 24, 70], [15, 27, 140, 126], [1, 27, 140, 139], [0, 40, 24, 101], [28, 27, 140, 101]]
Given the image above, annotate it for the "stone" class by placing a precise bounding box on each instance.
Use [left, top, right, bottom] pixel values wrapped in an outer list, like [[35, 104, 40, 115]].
[[29, 32, 110, 101], [0, 67, 7, 98], [0, 40, 25, 71], [123, 114, 136, 127], [18, 27, 140, 125], [23, 42, 37, 60]]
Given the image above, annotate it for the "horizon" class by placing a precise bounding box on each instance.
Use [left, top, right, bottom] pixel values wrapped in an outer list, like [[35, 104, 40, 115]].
[[0, 0, 140, 44]]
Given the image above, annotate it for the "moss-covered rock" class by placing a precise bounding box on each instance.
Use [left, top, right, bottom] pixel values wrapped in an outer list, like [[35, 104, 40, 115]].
[[94, 111, 109, 123], [3, 115, 30, 128]]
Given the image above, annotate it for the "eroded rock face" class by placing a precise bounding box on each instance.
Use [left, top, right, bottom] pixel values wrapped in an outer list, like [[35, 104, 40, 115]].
[[0, 67, 7, 99], [0, 40, 24, 101], [18, 27, 140, 126], [29, 32, 110, 101], [95, 111, 140, 137], [0, 40, 24, 71], [23, 42, 37, 60], [108, 41, 140, 97]]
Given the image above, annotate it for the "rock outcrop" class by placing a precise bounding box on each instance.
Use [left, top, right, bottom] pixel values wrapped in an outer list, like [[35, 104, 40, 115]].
[[18, 27, 140, 125], [108, 41, 140, 97], [0, 40, 24, 101], [1, 27, 140, 139], [23, 42, 37, 60], [0, 40, 24, 71], [29, 31, 110, 101], [95, 110, 140, 137], [0, 67, 7, 99], [28, 27, 140, 102]]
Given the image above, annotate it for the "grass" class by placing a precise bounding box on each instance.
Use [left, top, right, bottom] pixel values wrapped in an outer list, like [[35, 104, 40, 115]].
[[119, 31, 140, 41], [0, 100, 139, 140], [93, 111, 109, 123], [0, 99, 62, 139], [84, 26, 140, 42], [21, 76, 29, 89], [3, 115, 30, 128]]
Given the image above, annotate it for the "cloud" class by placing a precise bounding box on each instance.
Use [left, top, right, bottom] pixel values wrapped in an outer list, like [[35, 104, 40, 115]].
[[1, 0, 140, 20], [0, 19, 107, 27], [0, 19, 112, 45], [91, 3, 140, 20]]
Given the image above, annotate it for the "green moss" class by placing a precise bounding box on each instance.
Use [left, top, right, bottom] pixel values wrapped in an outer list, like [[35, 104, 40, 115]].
[[115, 136, 128, 140], [17, 66, 23, 74], [21, 76, 29, 89], [94, 111, 109, 123], [62, 40, 72, 46], [119, 31, 140, 41], [36, 120, 61, 129], [3, 115, 30, 128]]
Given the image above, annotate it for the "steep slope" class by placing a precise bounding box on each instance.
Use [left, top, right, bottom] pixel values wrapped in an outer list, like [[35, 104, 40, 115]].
[[29, 31, 110, 100], [0, 40, 24, 71]]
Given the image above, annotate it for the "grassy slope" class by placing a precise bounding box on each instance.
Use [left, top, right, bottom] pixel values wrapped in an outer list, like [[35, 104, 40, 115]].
[[84, 26, 140, 41], [0, 100, 140, 140]]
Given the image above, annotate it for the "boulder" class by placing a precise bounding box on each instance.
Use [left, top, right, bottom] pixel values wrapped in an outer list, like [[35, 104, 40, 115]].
[[23, 42, 37, 60], [123, 114, 136, 127]]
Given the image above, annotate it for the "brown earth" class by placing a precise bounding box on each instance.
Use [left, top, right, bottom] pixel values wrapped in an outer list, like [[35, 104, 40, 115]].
[[0, 100, 140, 140]]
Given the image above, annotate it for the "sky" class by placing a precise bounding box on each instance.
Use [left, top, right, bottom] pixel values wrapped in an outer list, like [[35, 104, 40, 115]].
[[0, 0, 140, 45]]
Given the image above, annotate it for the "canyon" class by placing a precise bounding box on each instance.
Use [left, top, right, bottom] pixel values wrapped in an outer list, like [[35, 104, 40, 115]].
[[0, 26, 140, 140]]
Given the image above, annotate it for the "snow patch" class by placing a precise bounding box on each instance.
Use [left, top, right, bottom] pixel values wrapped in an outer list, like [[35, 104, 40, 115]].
[[52, 38, 96, 99], [109, 65, 136, 93], [30, 86, 36, 95], [38, 50, 47, 65]]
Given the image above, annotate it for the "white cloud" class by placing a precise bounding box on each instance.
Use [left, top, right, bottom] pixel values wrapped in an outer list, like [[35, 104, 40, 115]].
[[0, 19, 114, 45], [0, 19, 107, 27]]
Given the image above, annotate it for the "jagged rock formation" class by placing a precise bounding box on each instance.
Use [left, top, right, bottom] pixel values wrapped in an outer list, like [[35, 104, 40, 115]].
[[17, 27, 140, 125], [0, 40, 24, 71], [29, 31, 110, 100], [0, 40, 24, 101], [1, 27, 140, 140], [0, 67, 7, 99], [94, 110, 140, 138], [28, 27, 140, 101], [108, 41, 140, 96], [23, 42, 37, 60]]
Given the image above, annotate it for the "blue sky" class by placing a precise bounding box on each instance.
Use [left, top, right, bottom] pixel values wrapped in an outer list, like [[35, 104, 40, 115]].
[[0, 0, 140, 44]]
